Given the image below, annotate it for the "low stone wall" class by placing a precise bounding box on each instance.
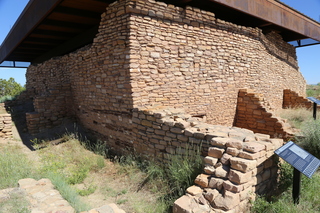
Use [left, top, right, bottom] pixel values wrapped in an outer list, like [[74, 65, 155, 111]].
[[234, 89, 295, 139], [25, 83, 74, 134], [173, 131, 283, 212], [0, 104, 12, 138], [0, 114, 12, 138], [283, 89, 313, 109]]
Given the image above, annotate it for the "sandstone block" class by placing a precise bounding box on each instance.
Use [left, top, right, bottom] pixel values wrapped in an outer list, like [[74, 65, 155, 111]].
[[195, 174, 210, 188], [243, 142, 265, 153], [240, 186, 253, 201], [226, 147, 239, 157], [206, 132, 228, 140], [228, 169, 252, 184], [204, 189, 220, 203], [208, 147, 225, 158], [215, 166, 229, 178], [223, 180, 243, 193], [230, 157, 257, 172], [171, 127, 184, 134], [208, 177, 224, 190], [173, 195, 193, 213], [141, 119, 153, 127], [204, 156, 218, 166], [213, 191, 240, 210], [186, 185, 203, 196], [238, 150, 261, 160], [226, 139, 243, 149], [220, 153, 232, 165], [255, 133, 270, 140], [204, 165, 215, 175], [211, 137, 229, 147]]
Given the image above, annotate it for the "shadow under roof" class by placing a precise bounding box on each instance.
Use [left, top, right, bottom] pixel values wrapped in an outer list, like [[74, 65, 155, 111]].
[[1, 0, 320, 64]]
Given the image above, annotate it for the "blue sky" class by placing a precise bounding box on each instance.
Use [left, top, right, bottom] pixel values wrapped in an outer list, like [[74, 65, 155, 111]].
[[0, 0, 320, 86]]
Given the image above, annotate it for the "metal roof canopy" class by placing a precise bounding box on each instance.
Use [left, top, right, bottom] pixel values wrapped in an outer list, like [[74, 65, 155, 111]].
[[1, 0, 320, 64]]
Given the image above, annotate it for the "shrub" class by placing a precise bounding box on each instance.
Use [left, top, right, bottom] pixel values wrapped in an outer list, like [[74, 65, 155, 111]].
[[297, 119, 320, 158], [0, 78, 25, 98]]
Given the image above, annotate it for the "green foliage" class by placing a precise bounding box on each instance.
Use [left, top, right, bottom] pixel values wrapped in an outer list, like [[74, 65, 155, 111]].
[[297, 119, 320, 158], [0, 146, 38, 189], [306, 84, 320, 98], [45, 171, 91, 212], [0, 95, 14, 103], [117, 198, 128, 205], [66, 166, 90, 185], [76, 184, 97, 196], [278, 162, 293, 191], [0, 77, 25, 98], [0, 189, 31, 213], [165, 149, 203, 198], [278, 107, 314, 129], [253, 160, 320, 213]]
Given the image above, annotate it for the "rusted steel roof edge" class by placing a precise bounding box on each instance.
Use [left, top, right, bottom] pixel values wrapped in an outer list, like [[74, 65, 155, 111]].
[[0, 0, 63, 63], [210, 0, 320, 42]]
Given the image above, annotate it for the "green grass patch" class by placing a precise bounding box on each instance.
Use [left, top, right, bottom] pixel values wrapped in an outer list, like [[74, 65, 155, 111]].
[[44, 171, 91, 212], [277, 107, 315, 129], [252, 167, 320, 213], [297, 119, 320, 158], [0, 145, 39, 189], [0, 189, 30, 213]]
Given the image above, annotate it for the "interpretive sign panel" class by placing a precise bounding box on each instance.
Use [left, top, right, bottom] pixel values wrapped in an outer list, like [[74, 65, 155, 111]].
[[275, 141, 320, 178], [307, 97, 320, 105]]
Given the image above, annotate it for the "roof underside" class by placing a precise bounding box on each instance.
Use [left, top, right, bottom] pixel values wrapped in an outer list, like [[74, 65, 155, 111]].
[[1, 0, 320, 64]]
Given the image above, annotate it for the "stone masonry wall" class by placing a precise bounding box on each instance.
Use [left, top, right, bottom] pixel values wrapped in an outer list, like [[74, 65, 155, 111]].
[[129, 106, 283, 212], [283, 89, 313, 109], [234, 89, 295, 140], [0, 103, 12, 138], [24, 0, 305, 149], [173, 134, 282, 213], [128, 0, 306, 126]]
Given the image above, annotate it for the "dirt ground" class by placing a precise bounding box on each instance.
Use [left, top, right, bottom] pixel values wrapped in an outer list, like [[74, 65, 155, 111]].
[[1, 101, 163, 213]]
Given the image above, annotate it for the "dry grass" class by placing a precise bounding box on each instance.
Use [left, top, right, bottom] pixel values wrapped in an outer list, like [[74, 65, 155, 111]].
[[277, 107, 316, 129], [36, 139, 168, 213]]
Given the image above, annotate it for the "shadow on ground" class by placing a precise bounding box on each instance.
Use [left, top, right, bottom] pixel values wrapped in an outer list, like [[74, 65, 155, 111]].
[[4, 99, 87, 151]]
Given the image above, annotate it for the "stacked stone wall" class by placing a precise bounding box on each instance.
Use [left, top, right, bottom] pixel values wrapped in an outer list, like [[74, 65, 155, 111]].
[[0, 104, 12, 138], [283, 89, 313, 109], [234, 89, 295, 139], [173, 133, 282, 213], [25, 83, 73, 134], [129, 106, 283, 212], [128, 0, 306, 126], [24, 0, 306, 148]]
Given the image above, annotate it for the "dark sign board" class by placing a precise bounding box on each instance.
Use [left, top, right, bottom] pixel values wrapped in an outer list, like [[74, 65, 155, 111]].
[[307, 97, 320, 105], [275, 141, 320, 178]]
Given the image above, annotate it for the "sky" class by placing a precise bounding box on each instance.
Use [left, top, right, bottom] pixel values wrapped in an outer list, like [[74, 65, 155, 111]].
[[0, 0, 320, 86]]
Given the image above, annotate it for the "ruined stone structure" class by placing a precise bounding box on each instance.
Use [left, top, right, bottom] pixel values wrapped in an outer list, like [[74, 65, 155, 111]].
[[3, 0, 316, 211], [25, 0, 306, 138], [173, 131, 283, 212]]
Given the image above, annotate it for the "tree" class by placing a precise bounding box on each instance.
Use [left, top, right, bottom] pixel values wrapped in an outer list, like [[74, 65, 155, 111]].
[[0, 77, 25, 97]]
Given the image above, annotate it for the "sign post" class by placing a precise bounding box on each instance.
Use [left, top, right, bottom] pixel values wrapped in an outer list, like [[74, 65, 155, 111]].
[[292, 168, 301, 204], [307, 97, 320, 120], [275, 141, 320, 204]]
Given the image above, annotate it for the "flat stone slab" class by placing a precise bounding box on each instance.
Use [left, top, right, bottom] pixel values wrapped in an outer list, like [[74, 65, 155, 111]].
[[19, 178, 75, 213]]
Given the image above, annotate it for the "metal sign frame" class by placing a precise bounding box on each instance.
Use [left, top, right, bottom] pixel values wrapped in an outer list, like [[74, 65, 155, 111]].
[[275, 141, 320, 204]]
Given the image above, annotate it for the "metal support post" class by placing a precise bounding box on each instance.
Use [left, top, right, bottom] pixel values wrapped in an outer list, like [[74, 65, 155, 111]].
[[313, 102, 317, 120], [292, 168, 301, 204]]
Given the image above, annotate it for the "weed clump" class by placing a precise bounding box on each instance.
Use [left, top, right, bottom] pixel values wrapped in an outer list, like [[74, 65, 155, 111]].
[[297, 119, 320, 158]]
